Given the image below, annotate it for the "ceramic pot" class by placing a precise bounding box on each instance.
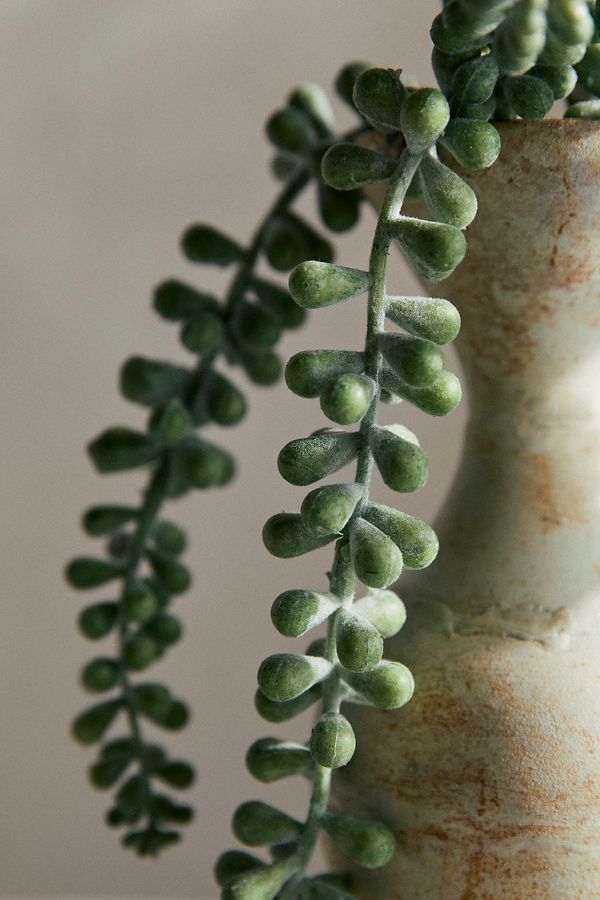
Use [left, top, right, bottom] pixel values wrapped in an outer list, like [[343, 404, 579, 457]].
[[330, 120, 600, 899]]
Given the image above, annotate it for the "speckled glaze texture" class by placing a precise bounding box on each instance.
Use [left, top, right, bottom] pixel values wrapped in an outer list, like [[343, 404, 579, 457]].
[[331, 121, 600, 899]]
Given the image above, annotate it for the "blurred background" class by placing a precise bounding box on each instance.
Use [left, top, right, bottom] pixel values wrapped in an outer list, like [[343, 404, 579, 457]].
[[0, 1, 464, 896]]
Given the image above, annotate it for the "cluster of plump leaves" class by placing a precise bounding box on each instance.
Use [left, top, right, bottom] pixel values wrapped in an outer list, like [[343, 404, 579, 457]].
[[66, 77, 367, 856], [215, 66, 481, 900], [433, 0, 600, 120]]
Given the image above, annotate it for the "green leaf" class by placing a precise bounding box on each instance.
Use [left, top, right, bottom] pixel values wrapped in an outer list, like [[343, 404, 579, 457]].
[[263, 513, 337, 558], [321, 813, 395, 869], [419, 155, 477, 229], [153, 521, 187, 556], [88, 427, 158, 473], [233, 801, 302, 847], [254, 684, 321, 723], [81, 657, 120, 692], [89, 754, 131, 789], [318, 185, 361, 234], [362, 501, 439, 570], [310, 712, 356, 768], [342, 660, 414, 710], [336, 610, 384, 673], [400, 88, 450, 155], [116, 774, 148, 818], [241, 350, 282, 386], [236, 302, 281, 350], [207, 373, 247, 426], [386, 295, 460, 345], [451, 56, 499, 105], [66, 557, 121, 590], [122, 579, 159, 623], [215, 850, 266, 889], [321, 143, 396, 191], [388, 216, 467, 283], [264, 213, 332, 273], [381, 368, 462, 416], [565, 99, 600, 118], [78, 602, 119, 640], [277, 430, 361, 486], [180, 311, 225, 355], [158, 699, 190, 731], [246, 737, 311, 783], [132, 683, 173, 721], [153, 279, 219, 321], [82, 505, 138, 537], [439, 118, 500, 170], [300, 482, 363, 536], [289, 261, 369, 309], [222, 860, 295, 900], [548, 0, 594, 45], [353, 590, 407, 639], [493, 2, 547, 73], [120, 356, 190, 407], [271, 589, 338, 638], [352, 67, 406, 131], [576, 43, 600, 94], [379, 331, 444, 386], [258, 654, 332, 703], [348, 518, 403, 589], [251, 278, 306, 330], [530, 63, 577, 99], [320, 374, 375, 425], [175, 438, 236, 490], [72, 699, 122, 745], [504, 75, 554, 120], [123, 634, 160, 671], [154, 761, 195, 789], [335, 61, 371, 109], [266, 106, 317, 153], [289, 83, 336, 133], [369, 424, 429, 493], [285, 349, 365, 398], [146, 548, 191, 594], [181, 224, 244, 266]]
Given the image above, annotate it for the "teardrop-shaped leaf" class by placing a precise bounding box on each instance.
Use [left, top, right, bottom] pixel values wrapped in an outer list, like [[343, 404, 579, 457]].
[[349, 518, 403, 589], [321, 143, 397, 191], [310, 712, 356, 768], [369, 424, 429, 493], [400, 88, 450, 155], [88, 428, 158, 473], [254, 684, 321, 723], [386, 296, 461, 345], [301, 482, 363, 535], [439, 118, 500, 170], [82, 505, 138, 536], [72, 699, 122, 745], [153, 279, 219, 321], [246, 737, 312, 783], [342, 660, 414, 710], [181, 224, 244, 266], [286, 349, 365, 398], [352, 67, 407, 131], [271, 589, 339, 637], [336, 610, 384, 672], [379, 331, 444, 386], [353, 590, 407, 639], [381, 368, 462, 416], [362, 501, 439, 569], [419, 155, 477, 229], [388, 216, 466, 282], [120, 357, 190, 407], [278, 430, 361, 486], [263, 513, 337, 558], [321, 813, 395, 869], [289, 261, 370, 309], [258, 654, 332, 702]]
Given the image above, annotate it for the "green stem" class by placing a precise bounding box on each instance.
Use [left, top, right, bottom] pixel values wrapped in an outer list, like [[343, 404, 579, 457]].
[[109, 164, 320, 834], [280, 148, 423, 893]]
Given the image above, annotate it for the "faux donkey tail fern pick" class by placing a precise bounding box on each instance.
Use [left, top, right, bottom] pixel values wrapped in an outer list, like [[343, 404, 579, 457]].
[[66, 76, 366, 857], [216, 69, 474, 900], [216, 0, 600, 894]]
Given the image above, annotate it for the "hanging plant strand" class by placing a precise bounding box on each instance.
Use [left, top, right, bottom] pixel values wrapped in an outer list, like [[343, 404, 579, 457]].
[[216, 0, 600, 893], [66, 78, 367, 857]]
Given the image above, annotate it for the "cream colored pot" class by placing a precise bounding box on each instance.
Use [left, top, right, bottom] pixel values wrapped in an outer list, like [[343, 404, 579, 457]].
[[331, 120, 600, 899]]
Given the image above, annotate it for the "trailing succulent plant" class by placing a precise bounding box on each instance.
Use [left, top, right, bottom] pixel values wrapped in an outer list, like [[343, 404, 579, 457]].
[[65, 78, 367, 856], [216, 2, 600, 898]]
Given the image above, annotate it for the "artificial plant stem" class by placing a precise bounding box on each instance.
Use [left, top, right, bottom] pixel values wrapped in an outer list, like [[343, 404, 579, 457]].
[[116, 457, 173, 824], [355, 149, 422, 501], [282, 150, 424, 893]]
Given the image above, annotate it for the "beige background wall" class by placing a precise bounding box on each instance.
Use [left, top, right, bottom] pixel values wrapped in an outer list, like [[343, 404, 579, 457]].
[[0, 1, 464, 896]]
